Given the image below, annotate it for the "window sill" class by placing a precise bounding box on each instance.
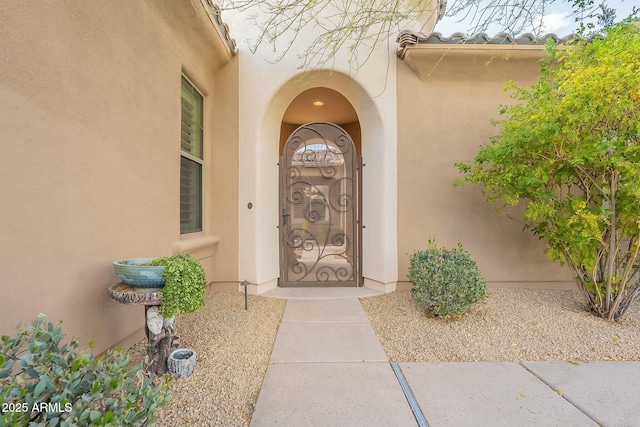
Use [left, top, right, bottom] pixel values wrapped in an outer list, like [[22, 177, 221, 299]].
[[171, 234, 221, 255]]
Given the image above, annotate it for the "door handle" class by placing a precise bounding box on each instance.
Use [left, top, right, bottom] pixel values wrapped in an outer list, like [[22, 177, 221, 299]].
[[282, 208, 291, 225]]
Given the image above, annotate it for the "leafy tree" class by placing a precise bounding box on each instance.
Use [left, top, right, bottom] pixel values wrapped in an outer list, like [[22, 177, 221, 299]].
[[456, 21, 640, 321], [215, 0, 638, 70]]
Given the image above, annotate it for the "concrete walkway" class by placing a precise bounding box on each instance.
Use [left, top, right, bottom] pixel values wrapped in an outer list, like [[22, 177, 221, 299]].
[[250, 288, 640, 427]]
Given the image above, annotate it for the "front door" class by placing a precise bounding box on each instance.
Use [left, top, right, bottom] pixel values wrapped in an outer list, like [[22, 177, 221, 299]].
[[279, 122, 361, 287]]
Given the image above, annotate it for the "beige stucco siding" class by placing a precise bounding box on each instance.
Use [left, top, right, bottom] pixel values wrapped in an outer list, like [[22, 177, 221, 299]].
[[396, 50, 573, 288], [0, 1, 238, 354], [209, 57, 240, 288]]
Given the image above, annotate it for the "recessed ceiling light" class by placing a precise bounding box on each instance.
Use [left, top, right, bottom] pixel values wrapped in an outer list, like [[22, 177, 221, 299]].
[[313, 100, 324, 106]]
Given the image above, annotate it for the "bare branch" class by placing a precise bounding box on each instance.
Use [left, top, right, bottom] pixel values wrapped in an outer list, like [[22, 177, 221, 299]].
[[216, 0, 635, 70]]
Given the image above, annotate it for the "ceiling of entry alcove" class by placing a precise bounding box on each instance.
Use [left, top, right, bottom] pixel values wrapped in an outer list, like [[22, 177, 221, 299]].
[[282, 87, 359, 125]]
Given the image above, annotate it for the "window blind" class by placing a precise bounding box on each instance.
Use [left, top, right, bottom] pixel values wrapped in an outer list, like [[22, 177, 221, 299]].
[[180, 76, 204, 234]]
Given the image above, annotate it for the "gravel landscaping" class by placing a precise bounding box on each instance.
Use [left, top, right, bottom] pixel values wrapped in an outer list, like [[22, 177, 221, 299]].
[[129, 290, 285, 427], [360, 287, 640, 363], [129, 286, 640, 426]]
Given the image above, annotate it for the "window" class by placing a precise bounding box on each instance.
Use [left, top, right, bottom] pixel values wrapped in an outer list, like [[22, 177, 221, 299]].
[[180, 76, 204, 234]]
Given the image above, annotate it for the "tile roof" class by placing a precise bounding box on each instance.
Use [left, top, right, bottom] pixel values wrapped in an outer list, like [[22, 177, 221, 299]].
[[397, 30, 595, 49], [202, 0, 237, 56]]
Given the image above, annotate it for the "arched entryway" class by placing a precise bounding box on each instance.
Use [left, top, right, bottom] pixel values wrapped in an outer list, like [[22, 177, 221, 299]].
[[279, 122, 362, 286], [279, 87, 362, 155], [239, 69, 398, 294]]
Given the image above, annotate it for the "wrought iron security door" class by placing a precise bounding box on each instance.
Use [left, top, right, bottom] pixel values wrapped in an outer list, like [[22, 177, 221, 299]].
[[279, 122, 361, 287]]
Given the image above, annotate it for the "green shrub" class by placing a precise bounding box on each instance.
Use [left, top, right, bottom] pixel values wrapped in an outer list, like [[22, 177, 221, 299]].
[[408, 240, 487, 317], [150, 253, 207, 319], [0, 315, 171, 426]]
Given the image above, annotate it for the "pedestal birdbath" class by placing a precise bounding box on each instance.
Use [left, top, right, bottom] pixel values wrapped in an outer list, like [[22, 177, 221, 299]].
[[108, 283, 178, 375]]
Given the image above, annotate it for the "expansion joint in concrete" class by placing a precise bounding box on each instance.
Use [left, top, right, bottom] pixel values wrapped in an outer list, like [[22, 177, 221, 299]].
[[519, 362, 601, 427]]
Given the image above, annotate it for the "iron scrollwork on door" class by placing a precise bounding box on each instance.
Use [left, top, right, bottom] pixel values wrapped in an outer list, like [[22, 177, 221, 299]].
[[280, 122, 359, 286]]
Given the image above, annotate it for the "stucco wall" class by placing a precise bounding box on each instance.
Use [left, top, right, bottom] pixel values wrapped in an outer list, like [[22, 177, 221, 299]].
[[0, 1, 238, 354], [209, 57, 240, 290], [396, 50, 574, 288]]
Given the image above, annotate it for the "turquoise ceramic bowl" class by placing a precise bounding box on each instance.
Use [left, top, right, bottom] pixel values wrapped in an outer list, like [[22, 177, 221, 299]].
[[113, 258, 165, 288]]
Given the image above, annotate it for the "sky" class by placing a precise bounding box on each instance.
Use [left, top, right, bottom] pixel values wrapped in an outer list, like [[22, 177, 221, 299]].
[[434, 0, 638, 36]]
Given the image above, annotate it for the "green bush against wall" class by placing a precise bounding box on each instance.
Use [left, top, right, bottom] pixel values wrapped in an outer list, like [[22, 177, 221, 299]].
[[408, 240, 487, 318]]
